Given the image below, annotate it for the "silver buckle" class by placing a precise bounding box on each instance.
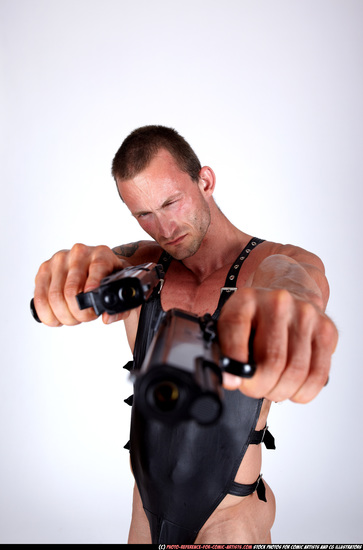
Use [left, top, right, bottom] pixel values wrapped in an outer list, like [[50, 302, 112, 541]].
[[220, 287, 237, 294]]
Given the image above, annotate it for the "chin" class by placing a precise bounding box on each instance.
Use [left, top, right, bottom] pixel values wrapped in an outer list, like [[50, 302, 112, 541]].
[[170, 243, 200, 261], [166, 249, 188, 260]]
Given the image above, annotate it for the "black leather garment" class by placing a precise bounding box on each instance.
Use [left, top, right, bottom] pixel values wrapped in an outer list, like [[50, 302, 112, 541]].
[[130, 385, 264, 543], [126, 238, 274, 543]]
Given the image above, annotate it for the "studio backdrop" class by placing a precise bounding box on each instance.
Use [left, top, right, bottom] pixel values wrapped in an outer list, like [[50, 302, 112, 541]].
[[0, 0, 362, 543]]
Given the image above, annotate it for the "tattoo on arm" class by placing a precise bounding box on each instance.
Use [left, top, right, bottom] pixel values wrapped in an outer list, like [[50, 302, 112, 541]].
[[113, 241, 141, 258]]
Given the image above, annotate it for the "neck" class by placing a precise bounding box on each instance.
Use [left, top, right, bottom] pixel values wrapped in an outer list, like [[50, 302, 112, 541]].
[[181, 200, 251, 282]]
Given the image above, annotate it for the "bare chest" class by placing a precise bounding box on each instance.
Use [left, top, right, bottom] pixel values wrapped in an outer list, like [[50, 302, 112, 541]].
[[160, 261, 252, 317]]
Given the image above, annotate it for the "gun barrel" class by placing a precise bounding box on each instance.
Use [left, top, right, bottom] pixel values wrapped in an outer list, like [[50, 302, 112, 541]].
[[80, 262, 163, 315], [133, 308, 256, 425], [134, 309, 224, 425]]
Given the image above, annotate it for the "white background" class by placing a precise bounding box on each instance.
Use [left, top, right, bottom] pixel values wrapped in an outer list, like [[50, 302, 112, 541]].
[[1, 0, 362, 543]]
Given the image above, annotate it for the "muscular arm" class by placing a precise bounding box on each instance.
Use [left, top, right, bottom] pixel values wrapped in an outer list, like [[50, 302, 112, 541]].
[[113, 241, 142, 259], [218, 247, 338, 404], [112, 240, 162, 265], [248, 250, 329, 310]]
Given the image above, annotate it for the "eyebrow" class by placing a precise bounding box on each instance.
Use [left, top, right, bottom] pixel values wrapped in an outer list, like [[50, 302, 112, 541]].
[[132, 193, 182, 217]]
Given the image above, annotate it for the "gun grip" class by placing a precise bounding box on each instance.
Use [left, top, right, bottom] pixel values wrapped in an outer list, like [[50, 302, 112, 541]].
[[30, 298, 42, 323], [76, 291, 95, 311], [221, 357, 256, 378]]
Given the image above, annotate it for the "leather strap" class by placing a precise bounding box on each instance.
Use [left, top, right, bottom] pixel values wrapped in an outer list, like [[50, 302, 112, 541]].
[[212, 237, 265, 320], [250, 425, 276, 450], [229, 474, 267, 502]]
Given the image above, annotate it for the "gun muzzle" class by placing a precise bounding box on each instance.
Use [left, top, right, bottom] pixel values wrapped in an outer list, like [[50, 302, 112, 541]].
[[76, 263, 164, 316], [136, 359, 223, 425]]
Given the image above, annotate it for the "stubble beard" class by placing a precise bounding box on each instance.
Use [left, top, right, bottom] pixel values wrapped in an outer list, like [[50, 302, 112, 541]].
[[166, 208, 211, 261]]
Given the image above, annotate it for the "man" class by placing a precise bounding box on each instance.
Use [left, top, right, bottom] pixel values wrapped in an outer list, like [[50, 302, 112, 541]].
[[33, 125, 338, 543]]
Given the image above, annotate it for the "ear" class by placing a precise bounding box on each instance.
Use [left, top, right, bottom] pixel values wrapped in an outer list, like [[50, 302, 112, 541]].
[[198, 166, 216, 197]]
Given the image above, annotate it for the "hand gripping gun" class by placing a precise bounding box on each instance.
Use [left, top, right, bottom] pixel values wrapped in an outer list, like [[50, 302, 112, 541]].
[[30, 262, 164, 322]]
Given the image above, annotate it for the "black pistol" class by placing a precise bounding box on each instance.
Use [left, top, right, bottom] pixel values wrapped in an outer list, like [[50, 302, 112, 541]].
[[30, 262, 164, 322], [76, 262, 164, 316], [133, 308, 256, 426]]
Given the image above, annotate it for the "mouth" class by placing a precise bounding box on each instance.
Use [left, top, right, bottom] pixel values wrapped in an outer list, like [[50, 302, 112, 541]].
[[166, 234, 186, 246]]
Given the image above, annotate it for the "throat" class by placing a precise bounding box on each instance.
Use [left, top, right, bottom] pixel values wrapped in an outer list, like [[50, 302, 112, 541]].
[[180, 250, 236, 284], [177, 226, 251, 283]]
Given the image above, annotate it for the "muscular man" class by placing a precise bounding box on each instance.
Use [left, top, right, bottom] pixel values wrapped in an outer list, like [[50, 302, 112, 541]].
[[33, 125, 338, 543]]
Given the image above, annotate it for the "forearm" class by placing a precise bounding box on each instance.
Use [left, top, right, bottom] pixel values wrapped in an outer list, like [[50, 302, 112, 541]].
[[249, 254, 329, 311]]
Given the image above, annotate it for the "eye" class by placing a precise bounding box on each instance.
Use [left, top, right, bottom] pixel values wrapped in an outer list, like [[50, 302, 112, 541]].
[[136, 211, 151, 220], [165, 199, 179, 208]]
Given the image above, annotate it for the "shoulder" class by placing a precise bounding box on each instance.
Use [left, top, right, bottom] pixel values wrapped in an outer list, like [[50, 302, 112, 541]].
[[270, 241, 325, 272], [247, 239, 327, 290], [256, 240, 325, 271], [250, 239, 329, 304], [112, 240, 163, 265]]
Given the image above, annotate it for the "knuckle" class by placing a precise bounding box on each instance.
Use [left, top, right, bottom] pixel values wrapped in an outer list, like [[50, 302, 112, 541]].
[[263, 343, 286, 370], [35, 259, 51, 281], [92, 245, 113, 266], [318, 317, 338, 349], [33, 294, 47, 311], [63, 282, 79, 301], [229, 340, 247, 361], [266, 387, 287, 403], [221, 288, 255, 321], [247, 388, 266, 400], [237, 380, 266, 400], [70, 243, 90, 261], [298, 300, 316, 325], [48, 288, 64, 304], [271, 289, 292, 316], [51, 249, 69, 263], [224, 308, 247, 327], [41, 250, 69, 276], [95, 244, 111, 255], [313, 361, 331, 386], [286, 359, 308, 380]]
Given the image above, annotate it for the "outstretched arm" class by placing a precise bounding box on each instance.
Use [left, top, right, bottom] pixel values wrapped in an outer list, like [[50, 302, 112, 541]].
[[218, 249, 338, 404]]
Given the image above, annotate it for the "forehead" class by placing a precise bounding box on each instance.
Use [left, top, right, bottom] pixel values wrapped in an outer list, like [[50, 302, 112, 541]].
[[117, 149, 194, 208]]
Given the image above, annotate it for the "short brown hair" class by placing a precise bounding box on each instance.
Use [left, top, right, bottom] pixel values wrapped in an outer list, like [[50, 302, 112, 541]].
[[111, 125, 202, 183]]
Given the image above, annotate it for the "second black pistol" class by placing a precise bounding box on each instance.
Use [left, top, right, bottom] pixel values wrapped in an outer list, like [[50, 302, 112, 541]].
[[76, 262, 164, 316]]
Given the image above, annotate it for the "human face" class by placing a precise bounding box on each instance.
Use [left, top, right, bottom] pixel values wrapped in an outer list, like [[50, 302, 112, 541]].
[[117, 150, 211, 260]]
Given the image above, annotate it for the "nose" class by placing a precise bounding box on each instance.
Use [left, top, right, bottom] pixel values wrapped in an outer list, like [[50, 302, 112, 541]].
[[155, 212, 177, 240]]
